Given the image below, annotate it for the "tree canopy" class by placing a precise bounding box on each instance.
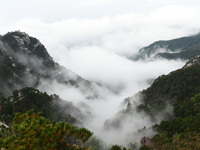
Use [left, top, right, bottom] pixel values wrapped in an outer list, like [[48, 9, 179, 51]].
[[0, 110, 92, 150]]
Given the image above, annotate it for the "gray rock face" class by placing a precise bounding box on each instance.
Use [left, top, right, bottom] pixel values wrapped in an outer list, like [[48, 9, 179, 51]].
[[0, 31, 99, 99], [183, 55, 200, 68]]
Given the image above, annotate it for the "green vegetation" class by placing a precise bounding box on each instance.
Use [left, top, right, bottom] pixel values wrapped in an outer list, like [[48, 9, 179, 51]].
[[151, 93, 200, 149], [102, 60, 200, 149], [109, 145, 129, 150], [153, 132, 200, 149], [0, 87, 81, 125], [0, 87, 93, 149], [137, 65, 200, 117], [139, 146, 151, 150], [0, 110, 92, 150], [134, 60, 200, 149], [84, 136, 107, 150]]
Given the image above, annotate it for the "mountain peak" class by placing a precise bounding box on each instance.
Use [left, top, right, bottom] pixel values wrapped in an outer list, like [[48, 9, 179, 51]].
[[1, 31, 56, 68], [0, 31, 99, 99], [2, 31, 38, 50]]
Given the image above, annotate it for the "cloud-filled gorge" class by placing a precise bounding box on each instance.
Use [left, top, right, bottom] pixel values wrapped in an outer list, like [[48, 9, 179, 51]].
[[36, 56, 184, 147], [20, 15, 188, 147], [1, 1, 200, 148]]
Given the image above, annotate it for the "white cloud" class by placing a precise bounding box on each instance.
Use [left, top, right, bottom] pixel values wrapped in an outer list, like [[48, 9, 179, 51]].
[[1, 0, 200, 146], [76, 0, 113, 8], [3, 4, 198, 95], [5, 5, 200, 55]]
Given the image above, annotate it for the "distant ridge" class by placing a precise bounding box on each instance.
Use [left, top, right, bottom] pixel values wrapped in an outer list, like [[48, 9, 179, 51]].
[[131, 33, 200, 60]]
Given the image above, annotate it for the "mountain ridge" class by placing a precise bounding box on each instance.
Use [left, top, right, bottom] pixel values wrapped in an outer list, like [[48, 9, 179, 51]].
[[131, 33, 200, 60], [103, 55, 200, 148], [0, 31, 99, 99]]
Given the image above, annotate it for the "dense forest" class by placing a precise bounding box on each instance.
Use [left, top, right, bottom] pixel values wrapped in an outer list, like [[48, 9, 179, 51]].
[[135, 56, 200, 149], [104, 58, 200, 149], [0, 87, 93, 149]]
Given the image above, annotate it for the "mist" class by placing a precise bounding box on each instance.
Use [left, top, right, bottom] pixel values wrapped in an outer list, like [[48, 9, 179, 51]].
[[35, 55, 185, 147], [1, 0, 200, 148]]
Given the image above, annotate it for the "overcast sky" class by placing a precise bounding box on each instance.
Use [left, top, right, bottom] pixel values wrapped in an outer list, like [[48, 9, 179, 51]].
[[1, 0, 200, 47], [1, 0, 200, 95], [1, 0, 200, 22]]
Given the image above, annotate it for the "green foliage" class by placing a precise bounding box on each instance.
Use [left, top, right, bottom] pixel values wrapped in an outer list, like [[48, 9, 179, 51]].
[[153, 132, 200, 150], [84, 136, 107, 150], [152, 93, 200, 149], [0, 110, 92, 150], [139, 65, 200, 117], [139, 145, 151, 150], [109, 145, 123, 150], [136, 104, 151, 116], [108, 145, 130, 150], [0, 87, 79, 125], [174, 93, 200, 118], [136, 62, 200, 149], [153, 93, 200, 136]]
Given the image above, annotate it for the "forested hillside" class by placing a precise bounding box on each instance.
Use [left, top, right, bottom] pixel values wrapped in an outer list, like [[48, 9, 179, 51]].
[[131, 56, 200, 149], [0, 31, 98, 149], [0, 110, 92, 150], [103, 55, 200, 149], [131, 33, 200, 60], [0, 87, 88, 125], [0, 87, 94, 149]]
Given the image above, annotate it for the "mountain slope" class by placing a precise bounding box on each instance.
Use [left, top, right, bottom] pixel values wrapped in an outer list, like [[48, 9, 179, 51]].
[[0, 47, 38, 97], [0, 87, 90, 126], [0, 31, 98, 98], [131, 33, 200, 60], [104, 56, 200, 139], [0, 109, 92, 150], [126, 55, 200, 120]]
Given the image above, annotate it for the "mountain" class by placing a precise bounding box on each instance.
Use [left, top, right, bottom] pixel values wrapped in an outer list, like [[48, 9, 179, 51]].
[[106, 56, 200, 149], [118, 55, 200, 120], [183, 55, 200, 68], [0, 32, 96, 149], [0, 31, 98, 98], [0, 94, 93, 150], [2, 31, 200, 149], [131, 33, 200, 60], [0, 87, 90, 125], [137, 57, 200, 116]]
